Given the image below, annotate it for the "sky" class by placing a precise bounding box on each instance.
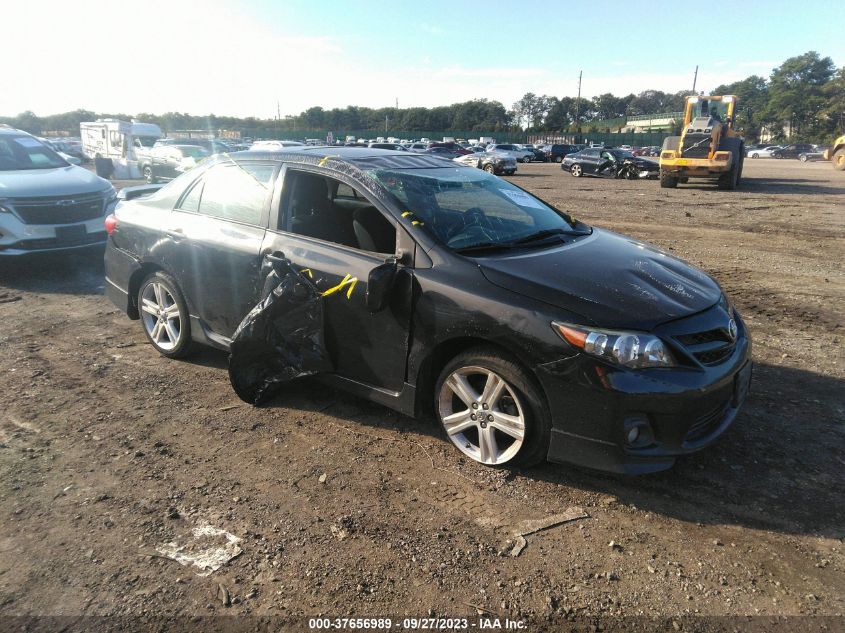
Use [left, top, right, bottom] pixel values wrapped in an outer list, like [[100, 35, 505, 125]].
[[3, 0, 843, 119]]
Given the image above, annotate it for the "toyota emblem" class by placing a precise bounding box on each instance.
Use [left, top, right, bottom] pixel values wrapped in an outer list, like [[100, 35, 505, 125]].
[[728, 318, 738, 341]]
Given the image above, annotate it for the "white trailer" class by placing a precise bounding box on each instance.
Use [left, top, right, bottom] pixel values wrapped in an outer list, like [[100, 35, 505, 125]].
[[80, 119, 162, 179]]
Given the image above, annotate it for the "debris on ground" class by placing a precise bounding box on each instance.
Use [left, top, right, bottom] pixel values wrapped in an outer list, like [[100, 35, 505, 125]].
[[154, 524, 243, 577]]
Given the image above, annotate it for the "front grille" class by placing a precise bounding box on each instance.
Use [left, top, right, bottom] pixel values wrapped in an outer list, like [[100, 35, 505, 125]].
[[676, 328, 731, 346], [685, 402, 729, 443], [680, 134, 712, 159], [11, 193, 106, 225], [675, 327, 736, 366]]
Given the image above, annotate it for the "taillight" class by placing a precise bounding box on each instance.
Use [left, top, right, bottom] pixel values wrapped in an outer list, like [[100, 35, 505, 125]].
[[104, 214, 118, 235]]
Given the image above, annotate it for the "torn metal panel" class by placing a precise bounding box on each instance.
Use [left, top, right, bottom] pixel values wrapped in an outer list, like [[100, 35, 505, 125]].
[[228, 257, 332, 405]]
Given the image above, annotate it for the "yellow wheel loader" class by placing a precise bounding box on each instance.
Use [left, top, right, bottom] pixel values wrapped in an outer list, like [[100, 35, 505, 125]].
[[823, 135, 845, 170], [659, 95, 744, 190]]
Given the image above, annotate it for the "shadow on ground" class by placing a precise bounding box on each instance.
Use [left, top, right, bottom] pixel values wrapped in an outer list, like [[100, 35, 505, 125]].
[[0, 248, 105, 296], [248, 361, 845, 540]]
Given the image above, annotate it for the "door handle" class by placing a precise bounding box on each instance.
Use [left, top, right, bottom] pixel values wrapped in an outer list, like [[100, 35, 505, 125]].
[[265, 250, 286, 264], [166, 227, 184, 240]]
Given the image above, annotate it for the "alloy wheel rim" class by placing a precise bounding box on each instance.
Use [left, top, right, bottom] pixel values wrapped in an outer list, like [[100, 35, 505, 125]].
[[572, 165, 581, 176], [438, 366, 525, 465], [140, 282, 182, 351]]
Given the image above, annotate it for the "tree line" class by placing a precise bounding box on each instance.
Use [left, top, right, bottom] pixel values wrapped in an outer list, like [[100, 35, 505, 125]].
[[2, 51, 841, 142]]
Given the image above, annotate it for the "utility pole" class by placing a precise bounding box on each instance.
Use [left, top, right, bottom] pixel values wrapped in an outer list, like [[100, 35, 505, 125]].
[[692, 65, 699, 93], [575, 70, 582, 139]]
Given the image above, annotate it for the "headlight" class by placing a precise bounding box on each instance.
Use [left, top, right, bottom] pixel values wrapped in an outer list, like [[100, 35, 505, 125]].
[[552, 321, 677, 369]]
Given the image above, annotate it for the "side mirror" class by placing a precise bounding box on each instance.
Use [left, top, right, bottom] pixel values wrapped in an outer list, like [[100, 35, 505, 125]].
[[366, 259, 397, 313]]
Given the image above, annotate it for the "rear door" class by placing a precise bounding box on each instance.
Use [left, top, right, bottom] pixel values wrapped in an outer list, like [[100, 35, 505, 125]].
[[169, 161, 277, 338], [259, 167, 414, 392]]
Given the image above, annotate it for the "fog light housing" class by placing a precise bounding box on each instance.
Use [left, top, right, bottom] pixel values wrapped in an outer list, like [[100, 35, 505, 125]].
[[624, 416, 655, 448]]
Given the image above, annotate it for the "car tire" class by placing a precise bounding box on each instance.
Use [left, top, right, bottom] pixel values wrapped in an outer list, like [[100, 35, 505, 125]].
[[137, 272, 193, 359], [751, 153, 759, 159], [143, 166, 157, 184], [522, 156, 532, 163], [799, 154, 808, 162], [570, 164, 583, 177], [659, 170, 678, 188], [434, 347, 550, 468], [834, 149, 845, 171], [555, 156, 563, 163], [483, 163, 495, 174]]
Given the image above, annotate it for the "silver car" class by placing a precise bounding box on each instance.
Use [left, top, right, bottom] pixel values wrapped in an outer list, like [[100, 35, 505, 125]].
[[0, 126, 116, 256], [486, 143, 534, 163], [746, 145, 781, 159]]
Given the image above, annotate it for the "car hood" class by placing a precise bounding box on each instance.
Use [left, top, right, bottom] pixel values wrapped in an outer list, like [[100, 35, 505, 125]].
[[477, 228, 721, 330], [0, 165, 111, 198], [634, 157, 659, 168]]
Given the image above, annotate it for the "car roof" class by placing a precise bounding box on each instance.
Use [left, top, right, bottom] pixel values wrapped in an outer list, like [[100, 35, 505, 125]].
[[231, 146, 454, 169], [0, 126, 28, 136]]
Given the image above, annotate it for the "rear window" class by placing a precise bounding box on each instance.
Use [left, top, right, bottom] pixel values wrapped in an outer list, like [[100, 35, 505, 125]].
[[195, 163, 275, 225]]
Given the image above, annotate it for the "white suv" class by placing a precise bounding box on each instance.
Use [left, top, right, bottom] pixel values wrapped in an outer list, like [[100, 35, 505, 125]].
[[0, 126, 115, 256]]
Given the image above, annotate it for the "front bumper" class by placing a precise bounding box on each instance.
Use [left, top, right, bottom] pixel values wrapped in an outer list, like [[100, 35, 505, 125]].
[[659, 153, 733, 176], [535, 309, 752, 474], [0, 220, 108, 256]]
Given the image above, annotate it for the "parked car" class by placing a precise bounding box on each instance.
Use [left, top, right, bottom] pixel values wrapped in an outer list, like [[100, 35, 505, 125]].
[[746, 145, 781, 159], [453, 151, 517, 175], [250, 140, 305, 150], [368, 143, 407, 151], [406, 143, 428, 153], [425, 147, 465, 160], [799, 150, 825, 162], [427, 142, 471, 156], [137, 145, 210, 183], [104, 146, 751, 474], [544, 144, 581, 163], [562, 147, 659, 178], [770, 143, 815, 159], [487, 144, 534, 163], [0, 125, 116, 256]]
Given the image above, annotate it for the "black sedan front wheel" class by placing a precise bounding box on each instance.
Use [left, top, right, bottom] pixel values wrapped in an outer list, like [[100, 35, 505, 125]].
[[521, 156, 532, 164], [435, 347, 550, 468], [483, 163, 496, 174], [570, 164, 583, 177]]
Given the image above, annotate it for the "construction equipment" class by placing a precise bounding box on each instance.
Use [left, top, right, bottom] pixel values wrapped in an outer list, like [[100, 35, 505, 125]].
[[659, 95, 744, 190], [822, 134, 845, 170]]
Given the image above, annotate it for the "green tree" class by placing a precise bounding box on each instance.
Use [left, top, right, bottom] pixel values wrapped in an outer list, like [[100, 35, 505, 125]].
[[764, 51, 835, 139]]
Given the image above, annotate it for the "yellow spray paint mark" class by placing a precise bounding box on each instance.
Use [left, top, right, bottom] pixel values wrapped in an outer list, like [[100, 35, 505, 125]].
[[402, 210, 424, 226], [318, 155, 340, 167], [320, 273, 358, 300], [300, 268, 313, 279]]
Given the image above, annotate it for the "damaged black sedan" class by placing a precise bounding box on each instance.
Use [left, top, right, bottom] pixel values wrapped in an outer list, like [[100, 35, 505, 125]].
[[104, 148, 751, 474]]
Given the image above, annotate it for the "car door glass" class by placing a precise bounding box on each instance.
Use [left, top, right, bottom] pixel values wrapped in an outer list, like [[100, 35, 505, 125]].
[[198, 163, 275, 225], [283, 171, 396, 254], [177, 180, 203, 212]]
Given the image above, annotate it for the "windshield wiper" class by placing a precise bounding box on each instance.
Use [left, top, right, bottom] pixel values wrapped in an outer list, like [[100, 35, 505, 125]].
[[453, 241, 515, 254], [510, 228, 570, 245], [454, 229, 570, 255]]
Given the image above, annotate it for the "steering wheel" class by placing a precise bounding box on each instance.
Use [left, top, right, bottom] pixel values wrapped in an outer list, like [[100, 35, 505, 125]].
[[445, 207, 494, 245]]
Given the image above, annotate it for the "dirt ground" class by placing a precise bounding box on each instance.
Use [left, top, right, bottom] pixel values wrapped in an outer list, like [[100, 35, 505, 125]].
[[0, 159, 843, 628]]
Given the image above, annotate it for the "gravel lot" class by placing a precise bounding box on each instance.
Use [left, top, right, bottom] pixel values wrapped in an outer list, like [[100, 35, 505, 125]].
[[0, 159, 842, 627]]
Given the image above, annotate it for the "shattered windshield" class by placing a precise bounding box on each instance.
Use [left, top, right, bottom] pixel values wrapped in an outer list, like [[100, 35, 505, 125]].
[[368, 166, 588, 251], [0, 136, 68, 170]]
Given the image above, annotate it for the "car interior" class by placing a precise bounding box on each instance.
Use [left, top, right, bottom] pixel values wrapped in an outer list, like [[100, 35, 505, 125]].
[[283, 171, 397, 255]]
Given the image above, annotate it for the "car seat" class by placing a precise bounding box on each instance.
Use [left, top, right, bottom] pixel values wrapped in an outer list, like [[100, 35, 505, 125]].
[[353, 207, 396, 254]]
